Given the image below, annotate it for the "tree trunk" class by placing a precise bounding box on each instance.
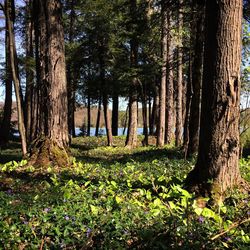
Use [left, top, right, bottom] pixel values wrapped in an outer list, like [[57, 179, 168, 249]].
[[157, 1, 167, 147], [125, 0, 138, 148], [186, 0, 243, 195], [103, 95, 113, 146], [175, 0, 183, 147], [95, 97, 101, 136], [165, 11, 174, 144], [24, 0, 34, 144], [151, 84, 159, 136], [112, 93, 119, 136], [187, 1, 205, 157], [6, 0, 27, 156], [142, 82, 148, 146], [122, 106, 129, 135], [87, 93, 91, 136], [67, 0, 76, 138], [98, 38, 113, 146], [30, 0, 69, 167], [0, 10, 12, 146]]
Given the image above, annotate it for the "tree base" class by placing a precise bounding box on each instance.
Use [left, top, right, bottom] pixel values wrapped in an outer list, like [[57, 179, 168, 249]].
[[28, 136, 70, 168], [185, 166, 248, 201]]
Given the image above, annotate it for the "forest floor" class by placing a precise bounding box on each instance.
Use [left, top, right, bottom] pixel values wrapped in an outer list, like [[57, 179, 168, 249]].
[[0, 136, 249, 249]]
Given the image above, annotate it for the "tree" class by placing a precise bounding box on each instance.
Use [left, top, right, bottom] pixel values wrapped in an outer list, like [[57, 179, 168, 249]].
[[0, 1, 12, 146], [125, 0, 139, 148], [30, 0, 69, 167], [187, 0, 205, 157], [175, 0, 183, 147], [165, 9, 174, 144], [6, 0, 27, 155], [186, 0, 243, 195], [156, 0, 167, 147]]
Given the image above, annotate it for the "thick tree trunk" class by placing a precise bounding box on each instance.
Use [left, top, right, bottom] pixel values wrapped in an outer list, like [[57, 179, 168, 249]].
[[112, 93, 119, 136], [30, 0, 69, 167], [175, 0, 183, 147], [186, 0, 243, 195], [157, 1, 167, 147], [165, 11, 174, 144], [6, 0, 27, 156], [0, 14, 12, 146], [187, 1, 205, 157]]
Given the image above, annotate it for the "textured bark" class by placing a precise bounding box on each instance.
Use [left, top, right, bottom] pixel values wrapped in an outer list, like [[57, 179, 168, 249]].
[[187, 1, 205, 157], [175, 0, 183, 147], [186, 0, 243, 195], [112, 93, 119, 136], [24, 0, 34, 144], [157, 1, 167, 147], [6, 0, 27, 155], [30, 0, 69, 167], [165, 11, 174, 144], [125, 0, 138, 148], [0, 10, 12, 146]]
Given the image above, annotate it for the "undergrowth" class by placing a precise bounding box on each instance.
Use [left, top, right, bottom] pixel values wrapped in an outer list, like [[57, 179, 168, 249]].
[[0, 136, 249, 249]]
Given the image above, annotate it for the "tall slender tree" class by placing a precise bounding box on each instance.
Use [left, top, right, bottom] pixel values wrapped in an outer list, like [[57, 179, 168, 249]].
[[0, 1, 12, 146], [186, 0, 243, 195], [187, 0, 205, 157], [125, 0, 138, 148], [175, 0, 183, 147], [6, 0, 27, 155], [157, 0, 167, 147]]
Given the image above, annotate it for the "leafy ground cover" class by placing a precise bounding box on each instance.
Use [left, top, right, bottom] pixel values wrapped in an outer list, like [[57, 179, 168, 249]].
[[0, 136, 249, 249]]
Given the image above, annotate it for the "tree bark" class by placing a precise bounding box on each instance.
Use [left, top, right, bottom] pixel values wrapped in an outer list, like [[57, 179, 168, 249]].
[[175, 0, 183, 147], [165, 11, 174, 144], [6, 0, 27, 156], [157, 1, 167, 147], [30, 0, 69, 167], [24, 0, 34, 144], [186, 0, 243, 195], [112, 93, 119, 136], [125, 0, 138, 148], [187, 0, 205, 157], [0, 7, 12, 146]]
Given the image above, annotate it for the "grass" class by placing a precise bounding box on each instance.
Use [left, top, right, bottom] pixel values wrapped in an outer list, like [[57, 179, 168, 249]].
[[0, 136, 249, 249]]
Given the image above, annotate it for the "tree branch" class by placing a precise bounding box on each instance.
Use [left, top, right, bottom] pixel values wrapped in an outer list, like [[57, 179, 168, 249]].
[[211, 218, 250, 241]]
